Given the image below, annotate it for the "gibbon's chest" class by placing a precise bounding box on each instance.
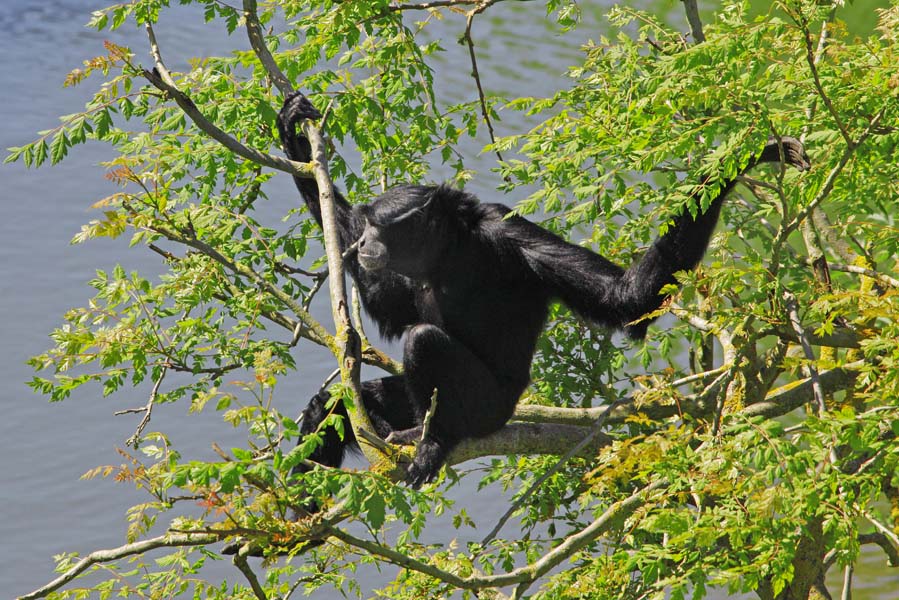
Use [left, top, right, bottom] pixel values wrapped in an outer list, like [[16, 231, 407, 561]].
[[412, 279, 485, 330], [411, 276, 540, 336], [413, 281, 447, 328]]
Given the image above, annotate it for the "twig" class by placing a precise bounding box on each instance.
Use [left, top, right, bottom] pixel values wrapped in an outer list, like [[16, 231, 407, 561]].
[[318, 368, 342, 396], [786, 106, 886, 233], [798, 10, 851, 146], [419, 388, 440, 444], [114, 365, 168, 448], [462, 1, 504, 165], [145, 218, 335, 351], [351, 284, 370, 347]]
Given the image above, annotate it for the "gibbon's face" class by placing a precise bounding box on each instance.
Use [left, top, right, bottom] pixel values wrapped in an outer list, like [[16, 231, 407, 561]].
[[356, 194, 441, 279]]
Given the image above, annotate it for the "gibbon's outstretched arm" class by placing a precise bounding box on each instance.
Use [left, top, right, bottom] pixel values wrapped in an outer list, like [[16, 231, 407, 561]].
[[517, 137, 810, 338]]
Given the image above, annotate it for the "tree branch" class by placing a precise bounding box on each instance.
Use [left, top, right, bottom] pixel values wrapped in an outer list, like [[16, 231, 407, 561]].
[[114, 364, 168, 448], [681, 0, 706, 43], [742, 361, 864, 419], [783, 288, 826, 415], [301, 117, 385, 466], [17, 533, 218, 600], [322, 479, 662, 591], [858, 532, 899, 568], [463, 1, 504, 164], [480, 399, 622, 546], [242, 0, 292, 96], [786, 105, 887, 234], [141, 22, 310, 178], [828, 262, 899, 289], [233, 547, 269, 600], [447, 422, 612, 466]]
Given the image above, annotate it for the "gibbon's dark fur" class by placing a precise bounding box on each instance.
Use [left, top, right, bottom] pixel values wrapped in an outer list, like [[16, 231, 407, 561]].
[[278, 91, 809, 487]]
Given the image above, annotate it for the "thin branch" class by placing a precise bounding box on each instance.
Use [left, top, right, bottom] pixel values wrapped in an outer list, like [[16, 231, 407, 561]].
[[17, 533, 218, 600], [419, 388, 439, 443], [681, 0, 706, 43], [145, 218, 335, 351], [828, 262, 899, 289], [233, 547, 268, 600], [351, 284, 370, 348], [463, 1, 504, 164], [841, 564, 852, 600], [322, 480, 662, 591], [141, 22, 310, 178], [786, 106, 887, 233], [670, 302, 736, 363], [242, 0, 292, 95], [114, 364, 168, 448], [783, 288, 826, 415], [799, 12, 851, 146], [301, 117, 384, 465], [386, 0, 535, 13]]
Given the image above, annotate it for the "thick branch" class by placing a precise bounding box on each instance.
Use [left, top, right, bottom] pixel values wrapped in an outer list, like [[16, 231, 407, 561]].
[[858, 532, 899, 568], [447, 422, 612, 465], [241, 0, 390, 454], [514, 360, 864, 428], [771, 326, 861, 349], [742, 361, 863, 419], [233, 547, 268, 600]]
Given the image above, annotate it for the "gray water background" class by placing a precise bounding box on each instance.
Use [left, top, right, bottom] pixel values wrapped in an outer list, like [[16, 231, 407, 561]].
[[2, 1, 897, 597]]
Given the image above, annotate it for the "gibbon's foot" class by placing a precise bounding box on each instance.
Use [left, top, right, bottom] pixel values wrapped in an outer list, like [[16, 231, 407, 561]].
[[404, 436, 447, 488]]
